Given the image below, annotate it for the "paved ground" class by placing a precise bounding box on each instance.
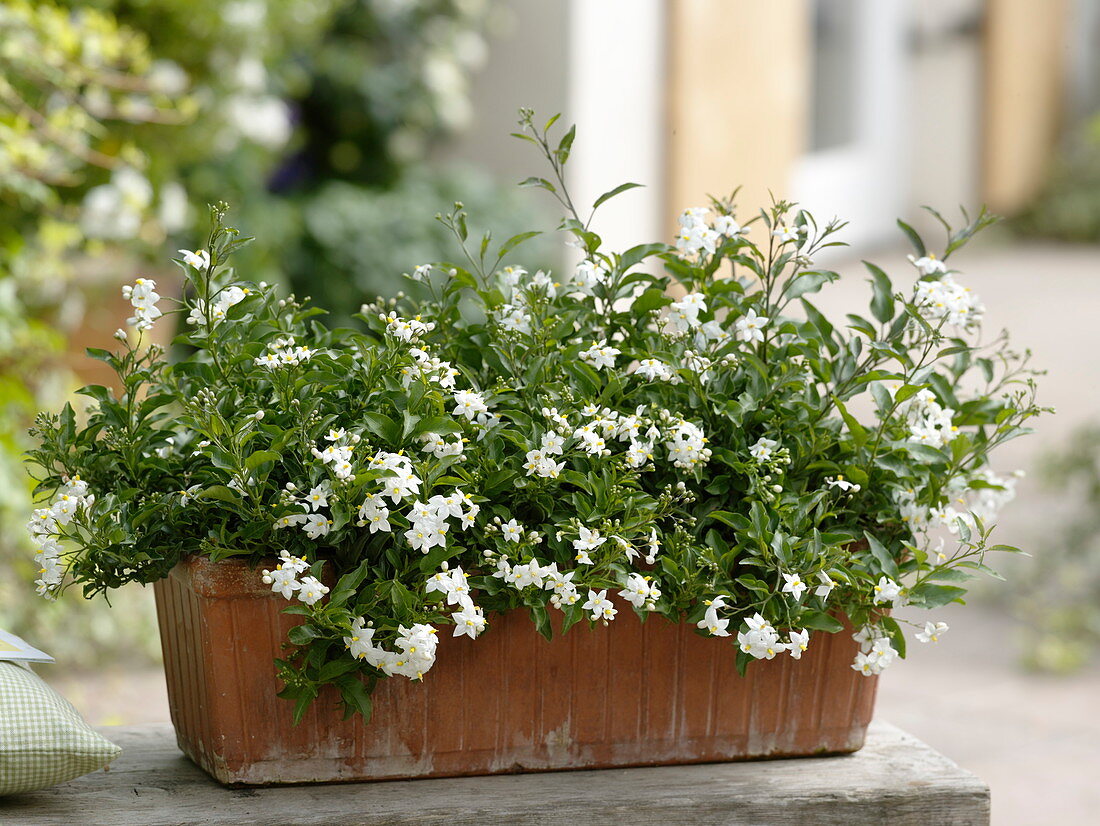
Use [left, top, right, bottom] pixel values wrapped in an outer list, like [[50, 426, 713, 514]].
[[38, 241, 1100, 823]]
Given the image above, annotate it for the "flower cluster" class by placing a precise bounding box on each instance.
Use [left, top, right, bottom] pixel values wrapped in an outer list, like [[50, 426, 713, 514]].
[[122, 278, 163, 331], [911, 271, 984, 329], [26, 123, 1042, 720], [261, 550, 330, 605], [25, 477, 93, 598], [254, 337, 318, 368]]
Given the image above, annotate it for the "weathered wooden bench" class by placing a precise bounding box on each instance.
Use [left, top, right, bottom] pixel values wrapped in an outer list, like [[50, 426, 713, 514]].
[[4, 721, 988, 825]]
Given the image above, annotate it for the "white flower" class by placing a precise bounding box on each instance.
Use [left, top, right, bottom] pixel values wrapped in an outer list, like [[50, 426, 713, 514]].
[[579, 340, 620, 371], [749, 437, 776, 462], [523, 448, 564, 479], [411, 264, 433, 281], [632, 358, 673, 382], [852, 636, 898, 675], [573, 526, 606, 555], [814, 571, 836, 600], [782, 572, 808, 601], [451, 603, 486, 639], [619, 573, 661, 609], [787, 629, 810, 659], [344, 618, 376, 660], [122, 278, 163, 330], [734, 309, 769, 342], [452, 390, 488, 421], [916, 621, 949, 644], [714, 215, 745, 237], [179, 249, 211, 270], [669, 292, 707, 330], [911, 273, 983, 328], [825, 475, 861, 492], [675, 208, 720, 258], [772, 224, 801, 243], [664, 418, 711, 471], [302, 514, 333, 540], [737, 614, 783, 659], [581, 589, 617, 622], [500, 519, 524, 543], [872, 576, 902, 605], [908, 253, 947, 276], [697, 599, 730, 637], [303, 483, 330, 512], [297, 576, 329, 606]]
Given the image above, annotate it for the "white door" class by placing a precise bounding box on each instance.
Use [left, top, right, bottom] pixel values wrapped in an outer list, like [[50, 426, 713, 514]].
[[793, 0, 909, 249]]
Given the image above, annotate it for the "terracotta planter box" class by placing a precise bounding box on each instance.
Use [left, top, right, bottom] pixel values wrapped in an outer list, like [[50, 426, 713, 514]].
[[153, 556, 878, 786]]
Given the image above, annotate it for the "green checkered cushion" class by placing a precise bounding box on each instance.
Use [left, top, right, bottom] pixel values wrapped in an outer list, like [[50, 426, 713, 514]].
[[0, 662, 121, 795]]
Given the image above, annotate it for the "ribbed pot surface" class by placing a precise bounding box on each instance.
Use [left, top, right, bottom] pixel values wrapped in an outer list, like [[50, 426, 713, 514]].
[[153, 555, 878, 786]]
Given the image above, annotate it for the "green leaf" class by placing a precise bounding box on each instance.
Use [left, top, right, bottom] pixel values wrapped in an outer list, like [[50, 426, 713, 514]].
[[832, 396, 868, 448], [800, 611, 844, 633], [631, 287, 671, 313], [287, 624, 321, 646], [593, 182, 643, 210], [863, 261, 895, 324], [880, 616, 907, 659], [245, 450, 280, 470], [864, 532, 900, 579], [530, 605, 553, 641], [896, 219, 926, 257], [908, 582, 967, 608], [783, 270, 834, 301], [198, 485, 241, 504], [497, 231, 542, 260]]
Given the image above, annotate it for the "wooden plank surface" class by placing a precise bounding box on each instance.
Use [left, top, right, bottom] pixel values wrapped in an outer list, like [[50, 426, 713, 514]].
[[2, 721, 989, 825]]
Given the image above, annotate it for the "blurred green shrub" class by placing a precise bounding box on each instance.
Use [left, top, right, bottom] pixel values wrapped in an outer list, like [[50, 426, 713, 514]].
[[1014, 114, 1100, 242], [1014, 425, 1100, 673], [4, 0, 541, 666]]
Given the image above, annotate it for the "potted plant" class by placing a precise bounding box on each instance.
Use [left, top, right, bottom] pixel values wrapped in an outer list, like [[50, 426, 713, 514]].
[[25, 114, 1044, 785]]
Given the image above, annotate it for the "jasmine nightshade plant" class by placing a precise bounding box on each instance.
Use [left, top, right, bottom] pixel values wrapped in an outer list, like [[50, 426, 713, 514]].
[[25, 112, 1045, 721]]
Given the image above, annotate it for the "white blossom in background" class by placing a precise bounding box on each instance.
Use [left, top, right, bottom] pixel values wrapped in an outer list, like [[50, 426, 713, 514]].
[[81, 167, 152, 240], [713, 215, 745, 237]]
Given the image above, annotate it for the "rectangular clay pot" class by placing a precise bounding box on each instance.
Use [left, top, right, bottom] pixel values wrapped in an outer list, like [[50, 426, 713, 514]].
[[153, 555, 878, 786]]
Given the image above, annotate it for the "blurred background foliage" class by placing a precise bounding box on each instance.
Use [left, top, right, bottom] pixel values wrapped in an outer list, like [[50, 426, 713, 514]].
[[1012, 425, 1100, 674], [1014, 112, 1100, 243], [0, 0, 552, 667]]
